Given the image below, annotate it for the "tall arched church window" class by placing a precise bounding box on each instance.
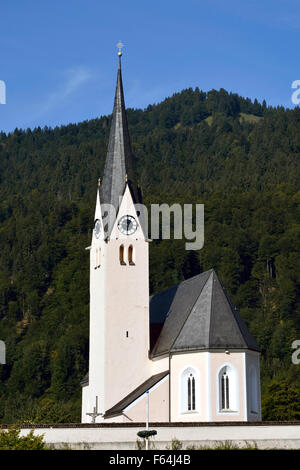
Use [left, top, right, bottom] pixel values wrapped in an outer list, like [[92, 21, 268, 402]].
[[218, 365, 238, 412], [120, 245, 126, 265], [187, 373, 196, 411], [128, 245, 135, 265], [221, 371, 229, 410], [181, 367, 198, 413]]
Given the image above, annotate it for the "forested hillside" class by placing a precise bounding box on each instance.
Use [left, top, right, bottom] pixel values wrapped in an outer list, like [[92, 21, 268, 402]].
[[0, 88, 300, 422]]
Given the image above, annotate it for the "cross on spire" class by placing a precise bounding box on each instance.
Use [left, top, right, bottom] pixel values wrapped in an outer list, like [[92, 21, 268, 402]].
[[117, 40, 124, 56]]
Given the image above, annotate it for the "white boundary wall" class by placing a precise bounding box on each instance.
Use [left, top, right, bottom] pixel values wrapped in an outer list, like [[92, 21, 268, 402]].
[[11, 423, 300, 450]]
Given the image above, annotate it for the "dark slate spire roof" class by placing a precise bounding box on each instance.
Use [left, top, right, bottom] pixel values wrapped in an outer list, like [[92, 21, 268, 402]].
[[100, 55, 141, 233], [150, 269, 260, 357]]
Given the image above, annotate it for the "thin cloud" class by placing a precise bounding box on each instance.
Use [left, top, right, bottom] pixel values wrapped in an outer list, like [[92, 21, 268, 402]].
[[26, 66, 93, 126]]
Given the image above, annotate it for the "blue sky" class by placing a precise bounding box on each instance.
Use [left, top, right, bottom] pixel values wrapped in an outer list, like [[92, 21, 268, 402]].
[[0, 0, 299, 134]]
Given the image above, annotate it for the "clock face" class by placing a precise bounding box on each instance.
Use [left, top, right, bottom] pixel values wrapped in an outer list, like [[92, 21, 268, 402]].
[[118, 215, 138, 235], [94, 219, 102, 238]]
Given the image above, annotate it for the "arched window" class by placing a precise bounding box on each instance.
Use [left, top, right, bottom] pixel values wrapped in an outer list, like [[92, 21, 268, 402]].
[[221, 371, 230, 410], [249, 366, 258, 414], [181, 367, 198, 413], [218, 365, 238, 412], [187, 373, 196, 411], [128, 245, 134, 265], [120, 245, 126, 265]]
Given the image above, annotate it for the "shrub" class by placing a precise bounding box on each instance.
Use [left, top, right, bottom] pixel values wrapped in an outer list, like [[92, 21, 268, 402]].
[[0, 426, 47, 450]]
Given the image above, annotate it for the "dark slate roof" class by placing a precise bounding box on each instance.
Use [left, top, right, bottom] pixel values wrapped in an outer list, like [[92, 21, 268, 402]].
[[100, 56, 141, 236], [81, 269, 260, 390], [150, 269, 260, 357], [104, 370, 169, 418]]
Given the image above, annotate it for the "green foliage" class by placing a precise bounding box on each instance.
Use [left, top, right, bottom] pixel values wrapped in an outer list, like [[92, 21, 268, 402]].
[[0, 87, 299, 422], [170, 438, 183, 450], [0, 392, 80, 424], [0, 426, 47, 450], [262, 380, 300, 421], [186, 440, 259, 450]]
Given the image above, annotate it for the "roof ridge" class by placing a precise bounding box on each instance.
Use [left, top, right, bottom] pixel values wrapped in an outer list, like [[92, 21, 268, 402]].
[[207, 271, 215, 347], [209, 273, 260, 351], [170, 270, 212, 351], [219, 277, 260, 350], [104, 370, 169, 418]]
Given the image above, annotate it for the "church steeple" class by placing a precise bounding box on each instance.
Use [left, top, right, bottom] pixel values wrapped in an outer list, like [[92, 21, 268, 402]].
[[100, 47, 141, 234]]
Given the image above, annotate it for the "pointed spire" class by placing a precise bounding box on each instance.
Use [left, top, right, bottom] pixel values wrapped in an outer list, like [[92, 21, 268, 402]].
[[100, 46, 141, 235]]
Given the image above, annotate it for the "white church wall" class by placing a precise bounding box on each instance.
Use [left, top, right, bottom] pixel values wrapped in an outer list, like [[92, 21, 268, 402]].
[[81, 385, 90, 423], [86, 237, 107, 418], [97, 375, 169, 423], [210, 352, 245, 422], [104, 238, 150, 410], [83, 184, 152, 421], [169, 350, 248, 422], [245, 351, 261, 421], [151, 355, 169, 376], [170, 351, 208, 422], [101, 186, 151, 411], [122, 375, 169, 423]]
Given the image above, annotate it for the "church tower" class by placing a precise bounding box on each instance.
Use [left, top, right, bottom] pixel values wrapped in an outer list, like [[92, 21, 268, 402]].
[[81, 47, 261, 425], [81, 48, 151, 422]]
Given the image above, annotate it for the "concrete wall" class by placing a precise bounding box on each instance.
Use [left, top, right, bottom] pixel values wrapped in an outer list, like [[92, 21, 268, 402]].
[[12, 423, 300, 450]]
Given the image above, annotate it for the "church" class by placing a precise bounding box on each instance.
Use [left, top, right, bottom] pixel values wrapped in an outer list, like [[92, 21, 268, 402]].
[[81, 49, 262, 423]]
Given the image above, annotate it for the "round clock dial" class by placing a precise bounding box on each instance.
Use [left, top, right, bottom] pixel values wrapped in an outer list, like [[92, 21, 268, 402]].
[[94, 219, 102, 238], [118, 215, 138, 235]]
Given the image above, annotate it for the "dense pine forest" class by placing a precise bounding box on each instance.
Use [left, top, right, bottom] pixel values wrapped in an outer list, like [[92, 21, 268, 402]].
[[0, 87, 300, 423]]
